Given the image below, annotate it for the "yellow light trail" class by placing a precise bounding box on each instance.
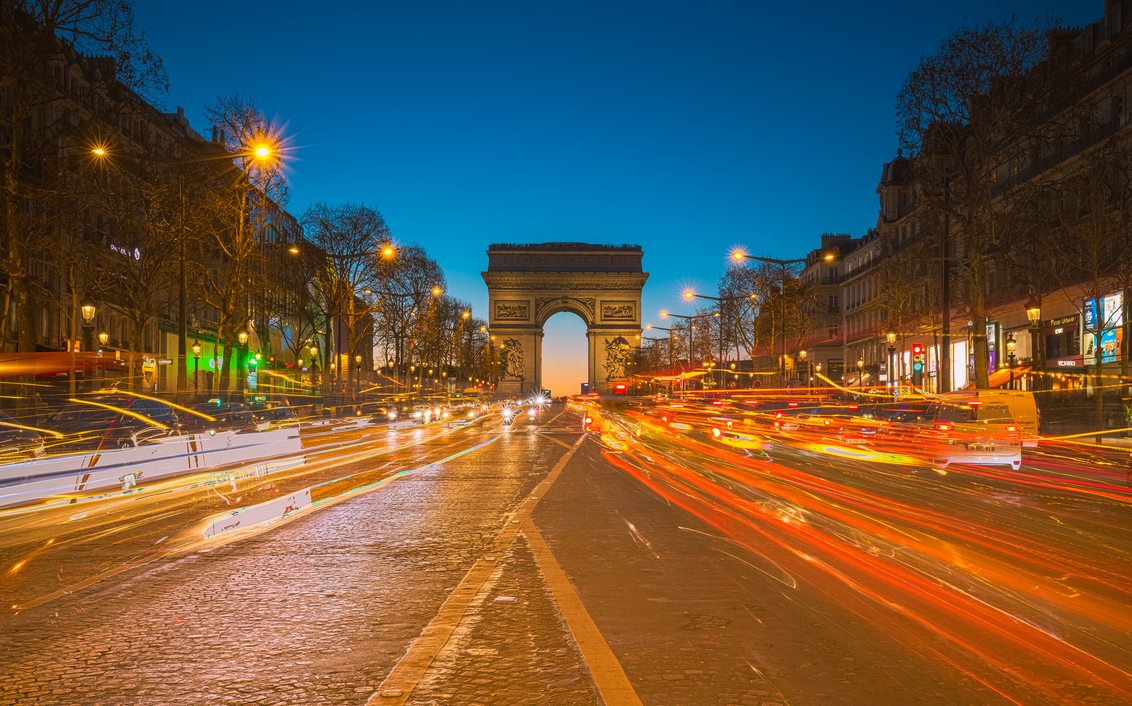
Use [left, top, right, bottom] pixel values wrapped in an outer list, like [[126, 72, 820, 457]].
[[66, 398, 169, 430], [113, 390, 216, 421]]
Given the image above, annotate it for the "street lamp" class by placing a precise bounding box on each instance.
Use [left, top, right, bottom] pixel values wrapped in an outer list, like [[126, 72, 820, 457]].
[[192, 340, 201, 395], [1026, 293, 1042, 391], [886, 326, 897, 396], [80, 295, 96, 325], [857, 358, 864, 392], [98, 331, 109, 347], [730, 251, 807, 385], [309, 344, 320, 394], [355, 354, 363, 396], [79, 294, 96, 355], [798, 349, 807, 387], [684, 290, 747, 390], [1006, 332, 1017, 390], [237, 330, 249, 394]]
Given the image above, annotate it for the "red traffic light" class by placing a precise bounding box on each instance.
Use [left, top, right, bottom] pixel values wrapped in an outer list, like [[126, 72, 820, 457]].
[[911, 343, 924, 355]]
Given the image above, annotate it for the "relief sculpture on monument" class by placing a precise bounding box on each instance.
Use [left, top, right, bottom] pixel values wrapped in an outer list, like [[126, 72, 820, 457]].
[[495, 302, 529, 320]]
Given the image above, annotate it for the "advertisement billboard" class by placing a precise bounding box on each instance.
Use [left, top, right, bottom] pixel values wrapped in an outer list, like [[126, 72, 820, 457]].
[[1083, 292, 1123, 365], [1085, 298, 1099, 331], [1104, 293, 1124, 330], [1101, 328, 1123, 363]]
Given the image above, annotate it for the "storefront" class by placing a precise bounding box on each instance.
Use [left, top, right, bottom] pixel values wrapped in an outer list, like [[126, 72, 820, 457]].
[[1046, 314, 1082, 369]]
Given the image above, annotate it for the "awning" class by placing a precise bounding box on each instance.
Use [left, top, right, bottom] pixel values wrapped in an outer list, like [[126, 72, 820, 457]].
[[962, 365, 1031, 389]]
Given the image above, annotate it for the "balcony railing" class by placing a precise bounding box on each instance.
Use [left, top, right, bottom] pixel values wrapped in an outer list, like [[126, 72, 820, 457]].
[[1001, 115, 1123, 192]]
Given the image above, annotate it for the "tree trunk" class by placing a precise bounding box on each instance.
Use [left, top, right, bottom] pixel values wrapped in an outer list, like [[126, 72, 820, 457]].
[[968, 250, 990, 389]]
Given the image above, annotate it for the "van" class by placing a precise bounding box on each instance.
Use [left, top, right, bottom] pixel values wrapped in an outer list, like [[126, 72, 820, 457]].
[[916, 394, 1023, 471], [942, 390, 1039, 447]]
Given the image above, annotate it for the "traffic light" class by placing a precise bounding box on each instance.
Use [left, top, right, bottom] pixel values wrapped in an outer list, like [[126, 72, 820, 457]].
[[911, 343, 924, 385]]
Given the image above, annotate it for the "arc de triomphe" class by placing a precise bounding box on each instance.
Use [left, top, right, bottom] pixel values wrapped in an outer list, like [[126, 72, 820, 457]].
[[482, 243, 648, 396]]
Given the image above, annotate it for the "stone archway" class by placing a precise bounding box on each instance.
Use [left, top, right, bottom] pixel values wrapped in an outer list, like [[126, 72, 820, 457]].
[[482, 243, 648, 396]]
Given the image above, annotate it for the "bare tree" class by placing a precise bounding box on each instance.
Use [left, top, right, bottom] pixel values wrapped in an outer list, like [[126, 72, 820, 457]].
[[0, 0, 167, 357], [301, 202, 391, 389], [372, 244, 445, 396], [896, 13, 1058, 388], [1049, 143, 1132, 437], [196, 93, 288, 396]]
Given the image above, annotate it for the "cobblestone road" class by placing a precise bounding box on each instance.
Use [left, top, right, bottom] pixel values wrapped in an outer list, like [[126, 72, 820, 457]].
[[0, 410, 579, 705], [2, 402, 1116, 706]]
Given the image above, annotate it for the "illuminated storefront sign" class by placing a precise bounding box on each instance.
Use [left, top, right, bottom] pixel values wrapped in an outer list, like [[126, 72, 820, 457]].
[[1083, 293, 1123, 365]]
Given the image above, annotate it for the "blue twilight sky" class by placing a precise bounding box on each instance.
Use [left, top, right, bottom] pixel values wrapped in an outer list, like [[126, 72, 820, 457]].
[[136, 0, 1094, 395]]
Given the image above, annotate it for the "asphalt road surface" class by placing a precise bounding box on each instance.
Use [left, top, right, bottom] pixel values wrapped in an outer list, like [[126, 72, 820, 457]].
[[2, 401, 1131, 705]]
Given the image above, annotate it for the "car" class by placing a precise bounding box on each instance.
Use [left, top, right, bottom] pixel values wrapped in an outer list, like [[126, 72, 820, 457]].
[[0, 411, 46, 463], [180, 401, 256, 434], [940, 390, 1039, 447], [891, 396, 1023, 471], [247, 401, 300, 429], [793, 405, 883, 445], [42, 395, 180, 453]]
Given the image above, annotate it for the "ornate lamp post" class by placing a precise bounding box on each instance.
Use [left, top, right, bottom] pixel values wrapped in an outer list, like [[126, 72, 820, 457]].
[[310, 344, 320, 396], [1026, 293, 1042, 391], [237, 330, 249, 394], [98, 331, 109, 347], [355, 354, 363, 397], [798, 349, 808, 387], [857, 358, 864, 392], [80, 294, 96, 353], [192, 340, 202, 396], [1006, 332, 1016, 390]]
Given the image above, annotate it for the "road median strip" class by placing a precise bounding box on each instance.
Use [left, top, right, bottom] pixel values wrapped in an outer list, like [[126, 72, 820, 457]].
[[370, 429, 591, 705]]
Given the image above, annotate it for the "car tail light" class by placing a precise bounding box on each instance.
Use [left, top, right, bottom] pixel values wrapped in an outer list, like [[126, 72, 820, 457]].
[[969, 400, 982, 407], [584, 417, 592, 425], [712, 400, 723, 406], [848, 405, 858, 410], [712, 428, 721, 438], [1006, 425, 1017, 432], [775, 412, 783, 418], [936, 423, 952, 432], [788, 402, 798, 408]]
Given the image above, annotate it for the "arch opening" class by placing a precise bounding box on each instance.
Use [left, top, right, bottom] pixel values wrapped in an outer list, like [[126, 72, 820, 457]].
[[542, 310, 589, 397]]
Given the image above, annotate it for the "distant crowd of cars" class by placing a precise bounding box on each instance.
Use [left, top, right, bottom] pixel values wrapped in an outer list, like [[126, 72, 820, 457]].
[[596, 389, 1041, 472], [0, 393, 557, 464]]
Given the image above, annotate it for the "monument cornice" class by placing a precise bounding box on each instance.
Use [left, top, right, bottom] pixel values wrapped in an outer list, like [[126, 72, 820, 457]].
[[481, 272, 649, 290]]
